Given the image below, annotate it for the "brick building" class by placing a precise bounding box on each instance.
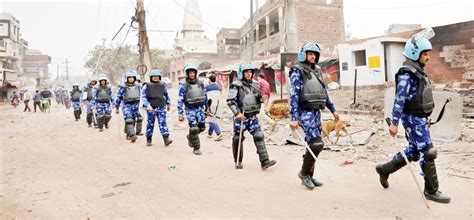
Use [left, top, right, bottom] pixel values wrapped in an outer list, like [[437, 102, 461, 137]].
[[22, 49, 51, 87], [240, 0, 345, 60]]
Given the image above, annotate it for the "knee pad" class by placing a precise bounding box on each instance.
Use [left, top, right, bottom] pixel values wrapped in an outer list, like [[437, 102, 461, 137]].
[[252, 129, 264, 142], [137, 116, 144, 122], [96, 115, 104, 120], [125, 118, 135, 125], [309, 137, 324, 155], [104, 115, 111, 120], [189, 126, 200, 135], [423, 147, 437, 161]]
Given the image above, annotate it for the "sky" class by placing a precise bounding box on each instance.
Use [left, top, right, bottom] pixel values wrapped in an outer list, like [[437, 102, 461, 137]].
[[1, 0, 473, 80]]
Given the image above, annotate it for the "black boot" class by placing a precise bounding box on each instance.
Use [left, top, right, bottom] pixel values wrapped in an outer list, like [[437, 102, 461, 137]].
[[252, 129, 276, 170], [97, 115, 104, 132], [300, 138, 324, 177], [74, 110, 80, 121], [125, 119, 137, 143], [136, 116, 143, 136], [92, 113, 98, 128], [104, 115, 111, 129], [235, 162, 243, 169], [146, 137, 152, 146], [163, 135, 172, 146], [232, 134, 244, 169], [308, 166, 323, 187], [86, 114, 93, 127], [193, 149, 202, 155], [298, 170, 315, 190], [424, 185, 451, 204], [375, 153, 407, 188], [422, 152, 451, 203], [188, 126, 201, 155]]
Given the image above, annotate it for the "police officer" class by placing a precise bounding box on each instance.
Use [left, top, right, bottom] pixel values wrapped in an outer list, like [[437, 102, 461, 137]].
[[81, 77, 98, 128], [375, 32, 450, 203], [142, 69, 172, 147], [95, 75, 114, 132], [227, 63, 277, 170], [115, 70, 142, 143], [177, 64, 208, 155], [135, 74, 144, 136], [70, 83, 82, 121], [289, 42, 339, 190]]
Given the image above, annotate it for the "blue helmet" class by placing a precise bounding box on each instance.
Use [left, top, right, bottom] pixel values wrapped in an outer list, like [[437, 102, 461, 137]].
[[150, 69, 162, 81], [297, 42, 321, 63], [183, 64, 199, 77], [403, 37, 432, 61], [97, 75, 108, 83], [238, 63, 255, 80], [136, 74, 142, 82], [124, 70, 137, 82], [72, 83, 80, 88]]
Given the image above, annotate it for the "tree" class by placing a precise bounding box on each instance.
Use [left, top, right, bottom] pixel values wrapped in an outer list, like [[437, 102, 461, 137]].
[[84, 44, 138, 85], [85, 44, 169, 84], [150, 49, 169, 72]]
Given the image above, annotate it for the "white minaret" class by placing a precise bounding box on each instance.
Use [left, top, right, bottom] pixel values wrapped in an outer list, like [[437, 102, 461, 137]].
[[181, 0, 205, 40], [174, 0, 217, 53]]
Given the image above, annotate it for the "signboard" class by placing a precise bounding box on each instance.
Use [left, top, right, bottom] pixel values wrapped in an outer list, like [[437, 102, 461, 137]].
[[24, 66, 44, 73], [368, 56, 381, 68]]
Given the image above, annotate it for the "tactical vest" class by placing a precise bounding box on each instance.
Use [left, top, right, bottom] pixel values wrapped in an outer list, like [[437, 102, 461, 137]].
[[231, 80, 261, 117], [71, 90, 81, 102], [396, 64, 434, 117], [146, 82, 166, 108], [293, 64, 327, 110], [184, 81, 206, 107], [123, 83, 141, 104], [96, 86, 112, 103], [84, 86, 96, 101]]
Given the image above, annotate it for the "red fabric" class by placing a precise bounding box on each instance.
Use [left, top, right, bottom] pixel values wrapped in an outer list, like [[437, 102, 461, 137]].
[[258, 79, 271, 102]]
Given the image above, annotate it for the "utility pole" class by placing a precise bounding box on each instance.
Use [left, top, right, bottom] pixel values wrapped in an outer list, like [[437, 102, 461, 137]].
[[56, 63, 59, 79], [284, 0, 298, 53], [94, 38, 106, 74], [64, 58, 69, 80], [250, 0, 254, 61], [135, 0, 153, 81]]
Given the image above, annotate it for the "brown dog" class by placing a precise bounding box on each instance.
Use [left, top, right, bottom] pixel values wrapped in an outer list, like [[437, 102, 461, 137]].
[[321, 119, 352, 144]]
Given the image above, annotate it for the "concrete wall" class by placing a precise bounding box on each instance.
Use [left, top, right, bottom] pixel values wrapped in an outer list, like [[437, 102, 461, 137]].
[[384, 88, 463, 142], [384, 42, 405, 83], [240, 0, 345, 60], [338, 39, 387, 86]]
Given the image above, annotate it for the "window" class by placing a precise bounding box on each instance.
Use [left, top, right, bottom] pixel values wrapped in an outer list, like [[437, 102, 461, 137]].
[[353, 50, 366, 66]]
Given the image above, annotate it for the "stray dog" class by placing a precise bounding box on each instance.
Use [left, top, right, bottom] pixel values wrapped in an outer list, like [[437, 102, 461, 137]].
[[321, 119, 352, 144]]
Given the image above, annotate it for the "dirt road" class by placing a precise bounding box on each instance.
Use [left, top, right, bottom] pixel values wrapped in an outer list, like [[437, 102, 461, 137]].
[[0, 96, 473, 219]]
